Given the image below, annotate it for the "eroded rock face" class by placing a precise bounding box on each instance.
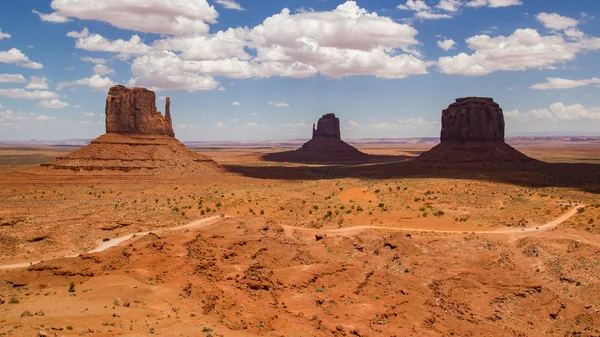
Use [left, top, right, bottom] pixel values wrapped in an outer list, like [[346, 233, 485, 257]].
[[312, 113, 341, 139], [441, 97, 504, 142], [105, 85, 174, 137]]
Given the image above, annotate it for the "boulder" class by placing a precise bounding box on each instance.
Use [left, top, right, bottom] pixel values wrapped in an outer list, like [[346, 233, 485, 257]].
[[105, 85, 174, 137]]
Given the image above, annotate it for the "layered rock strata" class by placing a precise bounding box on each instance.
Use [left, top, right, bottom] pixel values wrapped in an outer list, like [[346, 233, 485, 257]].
[[417, 97, 534, 165]]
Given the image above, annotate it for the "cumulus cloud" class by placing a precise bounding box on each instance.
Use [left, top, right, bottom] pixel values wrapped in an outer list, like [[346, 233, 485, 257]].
[[25, 76, 49, 90], [153, 28, 250, 61], [0, 48, 43, 69], [397, 0, 429, 11], [48, 0, 218, 34], [129, 51, 219, 92], [531, 77, 600, 90], [0, 30, 10, 39], [0, 74, 26, 83], [83, 112, 94, 117], [508, 103, 600, 122], [414, 11, 452, 20], [0, 110, 56, 126], [38, 99, 69, 109], [67, 28, 152, 56], [232, 101, 241, 106], [0, 89, 59, 100], [268, 101, 290, 107], [436, 0, 462, 12], [215, 121, 226, 128], [215, 0, 245, 11], [81, 56, 107, 64], [466, 0, 523, 8], [57, 74, 116, 91], [536, 12, 579, 31], [437, 29, 583, 75], [437, 39, 456, 51], [93, 64, 115, 76], [32, 9, 71, 23]]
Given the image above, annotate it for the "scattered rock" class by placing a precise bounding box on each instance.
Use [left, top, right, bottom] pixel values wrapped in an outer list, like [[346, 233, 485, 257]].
[[35, 310, 45, 316], [27, 236, 48, 243], [37, 331, 48, 337], [20, 310, 33, 317]]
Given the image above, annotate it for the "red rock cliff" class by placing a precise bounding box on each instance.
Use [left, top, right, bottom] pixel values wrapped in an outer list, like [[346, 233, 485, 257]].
[[105, 85, 174, 137], [440, 97, 505, 142], [312, 113, 341, 139]]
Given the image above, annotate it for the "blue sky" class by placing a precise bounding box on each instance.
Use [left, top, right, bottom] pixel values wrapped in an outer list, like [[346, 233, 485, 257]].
[[0, 0, 599, 141]]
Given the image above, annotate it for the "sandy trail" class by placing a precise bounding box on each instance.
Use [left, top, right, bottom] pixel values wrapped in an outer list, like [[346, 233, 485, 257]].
[[0, 215, 227, 270], [0, 206, 582, 270], [281, 205, 584, 237]]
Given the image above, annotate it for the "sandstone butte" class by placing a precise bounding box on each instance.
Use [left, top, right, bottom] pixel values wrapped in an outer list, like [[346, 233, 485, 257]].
[[417, 97, 535, 166], [40, 85, 219, 175], [262, 113, 370, 163]]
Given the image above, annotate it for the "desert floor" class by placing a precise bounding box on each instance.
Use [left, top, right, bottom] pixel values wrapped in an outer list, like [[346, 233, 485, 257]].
[[0, 141, 599, 336]]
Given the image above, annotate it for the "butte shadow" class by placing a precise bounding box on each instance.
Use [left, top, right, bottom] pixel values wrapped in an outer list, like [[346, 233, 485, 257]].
[[38, 85, 221, 176], [226, 98, 600, 194], [261, 113, 409, 165]]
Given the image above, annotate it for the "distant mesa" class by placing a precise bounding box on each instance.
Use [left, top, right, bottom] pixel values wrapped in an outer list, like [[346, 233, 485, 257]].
[[40, 85, 219, 174], [417, 97, 535, 166], [262, 113, 373, 163]]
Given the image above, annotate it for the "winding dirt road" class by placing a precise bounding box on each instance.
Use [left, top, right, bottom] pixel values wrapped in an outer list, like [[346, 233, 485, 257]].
[[0, 215, 227, 270], [281, 204, 585, 237], [0, 205, 583, 270]]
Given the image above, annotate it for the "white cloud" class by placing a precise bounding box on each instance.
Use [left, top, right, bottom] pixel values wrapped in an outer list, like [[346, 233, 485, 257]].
[[81, 56, 107, 64], [25, 76, 49, 90], [246, 122, 260, 128], [536, 13, 579, 31], [0, 48, 44, 69], [437, 0, 462, 12], [466, 0, 523, 8], [232, 118, 239, 122], [438, 29, 583, 75], [67, 28, 152, 56], [93, 64, 115, 76], [83, 112, 94, 117], [32, 9, 71, 23], [0, 30, 10, 40], [251, 112, 258, 116], [348, 120, 359, 127], [268, 101, 290, 107], [507, 103, 600, 122], [38, 99, 69, 109], [415, 11, 452, 20], [48, 0, 218, 34], [345, 117, 439, 130], [0, 110, 56, 125], [531, 77, 600, 90], [215, 121, 226, 128], [218, 87, 226, 91], [0, 89, 59, 100], [153, 28, 250, 61], [232, 101, 240, 106], [57, 74, 116, 91], [0, 74, 26, 83], [129, 51, 219, 92], [437, 39, 456, 51], [215, 0, 245, 11], [397, 0, 429, 11]]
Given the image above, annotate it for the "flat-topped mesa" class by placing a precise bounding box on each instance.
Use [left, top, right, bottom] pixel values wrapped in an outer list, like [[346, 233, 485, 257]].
[[312, 113, 341, 139], [105, 85, 174, 137], [441, 97, 504, 143]]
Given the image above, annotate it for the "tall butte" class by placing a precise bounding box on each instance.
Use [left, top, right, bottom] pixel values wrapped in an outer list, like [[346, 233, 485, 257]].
[[417, 97, 534, 165], [263, 113, 369, 163], [41, 85, 219, 174]]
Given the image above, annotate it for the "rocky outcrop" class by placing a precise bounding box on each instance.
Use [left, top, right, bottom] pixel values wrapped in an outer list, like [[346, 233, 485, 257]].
[[40, 86, 220, 175], [418, 97, 535, 166], [263, 113, 371, 163], [105, 85, 174, 137], [441, 97, 504, 142], [312, 113, 341, 139]]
